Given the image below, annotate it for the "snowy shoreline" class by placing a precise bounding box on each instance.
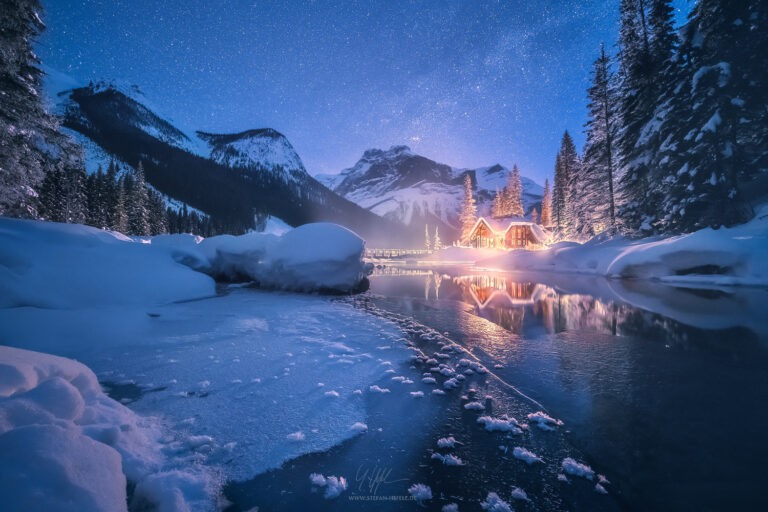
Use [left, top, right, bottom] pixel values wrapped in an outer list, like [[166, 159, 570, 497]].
[[0, 218, 398, 510], [429, 207, 768, 287]]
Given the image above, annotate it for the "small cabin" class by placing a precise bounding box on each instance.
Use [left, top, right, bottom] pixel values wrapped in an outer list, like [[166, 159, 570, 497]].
[[468, 217, 547, 250]]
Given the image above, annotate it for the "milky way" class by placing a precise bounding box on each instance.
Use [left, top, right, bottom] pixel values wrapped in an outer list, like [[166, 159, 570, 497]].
[[38, 0, 690, 183]]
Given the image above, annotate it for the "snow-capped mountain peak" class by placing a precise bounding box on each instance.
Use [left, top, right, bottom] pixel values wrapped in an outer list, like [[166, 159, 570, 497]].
[[197, 128, 309, 183], [316, 147, 543, 228]]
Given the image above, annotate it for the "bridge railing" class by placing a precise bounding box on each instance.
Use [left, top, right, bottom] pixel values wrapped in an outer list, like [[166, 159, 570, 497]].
[[364, 248, 433, 259]]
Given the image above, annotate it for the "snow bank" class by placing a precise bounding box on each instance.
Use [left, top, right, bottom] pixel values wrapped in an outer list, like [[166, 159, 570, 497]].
[[0, 218, 214, 309], [457, 209, 768, 286], [0, 346, 216, 512], [0, 218, 371, 309]]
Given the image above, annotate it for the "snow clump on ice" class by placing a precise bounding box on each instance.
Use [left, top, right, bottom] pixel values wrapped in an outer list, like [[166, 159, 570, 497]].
[[408, 483, 433, 504], [437, 436, 456, 448], [309, 473, 348, 499], [477, 415, 523, 434], [480, 492, 513, 512], [527, 411, 563, 431], [512, 446, 543, 464], [561, 457, 595, 480]]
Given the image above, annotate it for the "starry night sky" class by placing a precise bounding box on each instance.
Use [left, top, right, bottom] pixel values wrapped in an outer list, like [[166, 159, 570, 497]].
[[38, 0, 690, 184]]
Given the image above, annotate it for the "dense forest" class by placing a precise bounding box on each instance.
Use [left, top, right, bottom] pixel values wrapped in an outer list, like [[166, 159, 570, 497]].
[[549, 0, 767, 239]]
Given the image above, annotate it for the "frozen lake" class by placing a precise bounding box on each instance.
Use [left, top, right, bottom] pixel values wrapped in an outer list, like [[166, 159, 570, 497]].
[[225, 264, 768, 511]]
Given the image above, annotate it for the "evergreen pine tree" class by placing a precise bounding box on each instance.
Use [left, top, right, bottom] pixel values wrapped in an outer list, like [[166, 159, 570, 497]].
[[433, 226, 441, 251], [504, 164, 524, 217], [531, 208, 539, 225], [424, 224, 432, 251], [147, 190, 168, 235], [540, 178, 552, 227], [553, 131, 578, 235], [38, 167, 64, 222], [127, 161, 150, 236], [60, 163, 87, 224], [458, 174, 477, 245], [581, 44, 619, 235], [491, 188, 503, 218], [0, 0, 73, 217]]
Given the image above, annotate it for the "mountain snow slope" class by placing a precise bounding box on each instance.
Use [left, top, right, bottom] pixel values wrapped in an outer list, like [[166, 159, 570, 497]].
[[197, 129, 309, 185], [316, 145, 543, 227], [47, 80, 403, 243]]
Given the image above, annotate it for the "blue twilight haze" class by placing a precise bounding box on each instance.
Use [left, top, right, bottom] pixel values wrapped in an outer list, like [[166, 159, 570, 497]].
[[39, 0, 690, 184]]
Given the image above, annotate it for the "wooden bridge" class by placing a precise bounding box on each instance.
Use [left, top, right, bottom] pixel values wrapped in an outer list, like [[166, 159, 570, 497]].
[[364, 248, 432, 259]]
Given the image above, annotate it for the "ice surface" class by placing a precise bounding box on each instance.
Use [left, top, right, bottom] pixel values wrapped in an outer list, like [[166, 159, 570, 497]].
[[442, 504, 459, 512], [0, 287, 412, 487]]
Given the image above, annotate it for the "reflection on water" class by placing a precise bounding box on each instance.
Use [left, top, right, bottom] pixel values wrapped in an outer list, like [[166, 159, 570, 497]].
[[367, 264, 768, 511]]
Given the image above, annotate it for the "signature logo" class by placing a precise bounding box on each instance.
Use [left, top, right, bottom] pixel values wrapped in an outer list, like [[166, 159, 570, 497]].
[[355, 464, 409, 495]]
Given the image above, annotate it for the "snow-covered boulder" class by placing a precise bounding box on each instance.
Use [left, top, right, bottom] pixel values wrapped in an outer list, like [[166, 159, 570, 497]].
[[187, 222, 371, 293], [0, 346, 216, 512]]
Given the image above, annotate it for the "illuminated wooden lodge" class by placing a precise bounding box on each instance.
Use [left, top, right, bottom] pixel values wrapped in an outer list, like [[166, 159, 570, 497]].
[[468, 217, 547, 249]]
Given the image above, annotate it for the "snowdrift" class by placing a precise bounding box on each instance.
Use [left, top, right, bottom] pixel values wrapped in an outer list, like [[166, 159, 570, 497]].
[[0, 218, 371, 309], [465, 208, 768, 286], [0, 218, 215, 309], [0, 346, 216, 512]]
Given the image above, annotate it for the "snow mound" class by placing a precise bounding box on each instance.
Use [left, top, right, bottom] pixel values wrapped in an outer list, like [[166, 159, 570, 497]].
[[408, 483, 433, 504], [480, 492, 513, 512], [561, 457, 595, 480], [0, 346, 216, 512], [0, 218, 214, 309], [442, 503, 459, 512], [190, 222, 371, 293], [512, 446, 543, 464]]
